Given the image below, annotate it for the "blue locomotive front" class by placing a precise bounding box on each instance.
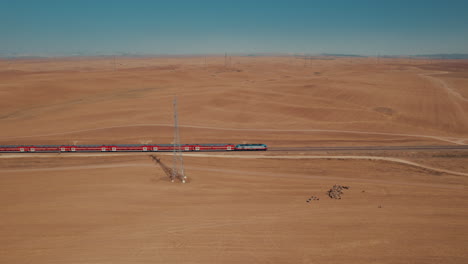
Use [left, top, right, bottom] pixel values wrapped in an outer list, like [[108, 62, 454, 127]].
[[234, 144, 268, 151]]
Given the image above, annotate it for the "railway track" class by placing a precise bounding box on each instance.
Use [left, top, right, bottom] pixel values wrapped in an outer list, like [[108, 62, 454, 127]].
[[1, 145, 467, 154], [269, 145, 468, 152]]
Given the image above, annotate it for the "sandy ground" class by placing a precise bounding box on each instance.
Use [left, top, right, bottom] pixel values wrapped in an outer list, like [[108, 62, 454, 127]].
[[1, 154, 467, 263], [1, 56, 468, 263], [1, 56, 468, 145]]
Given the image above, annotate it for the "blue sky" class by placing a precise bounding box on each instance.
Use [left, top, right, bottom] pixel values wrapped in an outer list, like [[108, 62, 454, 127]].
[[1, 0, 468, 56]]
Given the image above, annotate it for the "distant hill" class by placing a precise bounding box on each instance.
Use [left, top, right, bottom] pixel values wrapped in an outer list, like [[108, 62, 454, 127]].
[[413, 54, 468, 59], [321, 53, 366, 57]]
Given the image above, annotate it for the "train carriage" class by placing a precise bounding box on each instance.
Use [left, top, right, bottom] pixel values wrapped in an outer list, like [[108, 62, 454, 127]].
[[152, 144, 174, 151], [0, 145, 23, 152], [33, 145, 60, 152], [182, 145, 192, 151], [114, 145, 145, 152], [197, 144, 235, 151], [72, 145, 109, 152], [59, 146, 78, 152], [16, 146, 38, 152]]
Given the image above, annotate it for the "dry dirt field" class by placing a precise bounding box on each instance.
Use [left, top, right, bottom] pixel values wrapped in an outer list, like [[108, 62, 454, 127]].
[[1, 56, 468, 263]]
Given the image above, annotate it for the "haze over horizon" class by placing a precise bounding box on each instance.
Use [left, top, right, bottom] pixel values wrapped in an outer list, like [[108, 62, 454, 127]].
[[1, 0, 468, 57]]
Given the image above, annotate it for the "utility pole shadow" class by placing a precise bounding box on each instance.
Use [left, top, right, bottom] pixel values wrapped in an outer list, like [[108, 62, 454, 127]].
[[149, 155, 188, 183]]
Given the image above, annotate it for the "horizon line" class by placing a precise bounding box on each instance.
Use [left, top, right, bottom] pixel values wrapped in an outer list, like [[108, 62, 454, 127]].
[[2, 52, 468, 60]]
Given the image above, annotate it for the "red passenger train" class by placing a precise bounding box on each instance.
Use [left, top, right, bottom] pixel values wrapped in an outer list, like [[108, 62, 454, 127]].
[[0, 144, 267, 153]]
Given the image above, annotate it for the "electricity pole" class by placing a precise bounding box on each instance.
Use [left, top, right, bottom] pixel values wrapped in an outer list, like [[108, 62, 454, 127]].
[[172, 96, 186, 183]]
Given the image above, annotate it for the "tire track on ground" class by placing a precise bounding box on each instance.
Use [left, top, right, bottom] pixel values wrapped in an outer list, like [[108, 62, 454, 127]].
[[180, 153, 468, 177], [419, 71, 468, 103], [0, 154, 465, 189], [1, 123, 466, 145]]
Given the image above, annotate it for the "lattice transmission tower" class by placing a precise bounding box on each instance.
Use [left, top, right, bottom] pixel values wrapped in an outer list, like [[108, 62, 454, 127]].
[[172, 96, 186, 183]]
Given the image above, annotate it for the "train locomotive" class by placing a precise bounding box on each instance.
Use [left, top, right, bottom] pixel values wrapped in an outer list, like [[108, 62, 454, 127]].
[[0, 143, 267, 153]]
